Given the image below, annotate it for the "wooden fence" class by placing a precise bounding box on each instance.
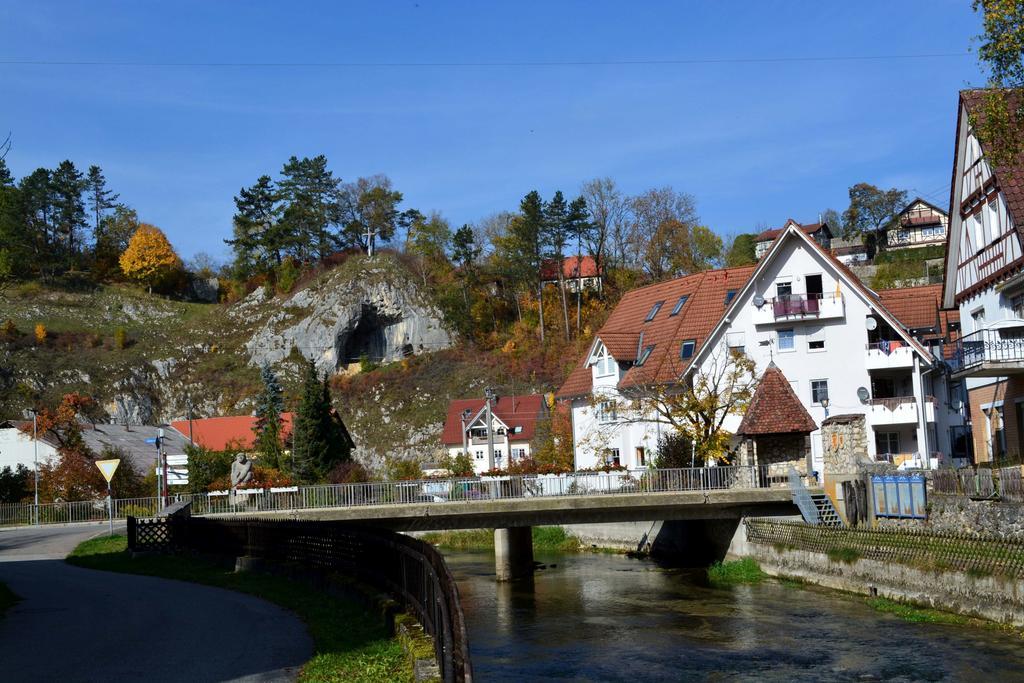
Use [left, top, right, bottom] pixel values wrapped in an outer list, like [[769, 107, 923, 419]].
[[932, 466, 1022, 501], [745, 518, 1024, 578]]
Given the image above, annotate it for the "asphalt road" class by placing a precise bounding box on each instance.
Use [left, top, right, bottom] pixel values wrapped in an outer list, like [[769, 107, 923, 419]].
[[0, 524, 312, 682]]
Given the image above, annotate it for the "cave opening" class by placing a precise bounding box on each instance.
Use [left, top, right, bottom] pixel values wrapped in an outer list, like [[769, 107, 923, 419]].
[[342, 305, 398, 364]]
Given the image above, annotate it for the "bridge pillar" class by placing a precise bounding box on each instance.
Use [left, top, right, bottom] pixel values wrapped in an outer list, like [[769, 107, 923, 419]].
[[494, 527, 533, 581]]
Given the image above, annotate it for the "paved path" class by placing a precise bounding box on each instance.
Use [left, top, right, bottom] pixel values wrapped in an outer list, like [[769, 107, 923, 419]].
[[0, 524, 312, 682]]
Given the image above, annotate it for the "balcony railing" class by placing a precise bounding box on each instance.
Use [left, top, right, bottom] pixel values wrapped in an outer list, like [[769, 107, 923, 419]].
[[753, 292, 844, 324], [952, 327, 1024, 374], [865, 341, 914, 369]]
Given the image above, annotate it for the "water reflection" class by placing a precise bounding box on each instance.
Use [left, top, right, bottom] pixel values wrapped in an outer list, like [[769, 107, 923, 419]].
[[446, 550, 1024, 682]]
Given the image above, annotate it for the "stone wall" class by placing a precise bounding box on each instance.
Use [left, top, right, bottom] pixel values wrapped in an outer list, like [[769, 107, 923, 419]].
[[821, 413, 870, 475], [877, 493, 1024, 539], [747, 542, 1024, 626]]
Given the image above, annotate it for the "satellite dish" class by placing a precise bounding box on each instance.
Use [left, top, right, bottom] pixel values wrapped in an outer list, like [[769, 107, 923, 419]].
[[857, 387, 870, 403], [865, 317, 878, 331], [951, 398, 963, 411], [753, 295, 765, 308]]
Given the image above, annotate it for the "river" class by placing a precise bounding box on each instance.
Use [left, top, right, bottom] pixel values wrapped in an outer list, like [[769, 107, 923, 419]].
[[444, 550, 1024, 682]]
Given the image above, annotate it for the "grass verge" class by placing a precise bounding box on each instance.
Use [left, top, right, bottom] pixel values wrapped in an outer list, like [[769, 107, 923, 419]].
[[421, 526, 581, 552], [866, 597, 968, 626], [707, 558, 767, 587], [67, 535, 411, 683], [0, 581, 19, 618]]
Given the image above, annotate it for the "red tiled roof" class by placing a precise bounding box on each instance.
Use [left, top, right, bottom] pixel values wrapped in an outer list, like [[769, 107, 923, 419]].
[[755, 220, 827, 243], [877, 284, 961, 359], [556, 265, 757, 398], [737, 364, 817, 436], [440, 395, 546, 445], [169, 413, 294, 452], [960, 89, 1024, 234], [540, 255, 601, 281]]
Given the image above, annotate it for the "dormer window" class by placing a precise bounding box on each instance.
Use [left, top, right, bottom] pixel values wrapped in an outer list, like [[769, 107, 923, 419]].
[[636, 345, 655, 366], [680, 339, 696, 359], [670, 295, 689, 316], [725, 290, 737, 304], [593, 344, 617, 377], [645, 301, 664, 322]]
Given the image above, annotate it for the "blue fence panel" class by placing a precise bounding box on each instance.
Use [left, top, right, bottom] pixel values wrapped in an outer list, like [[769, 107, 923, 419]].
[[871, 474, 928, 519]]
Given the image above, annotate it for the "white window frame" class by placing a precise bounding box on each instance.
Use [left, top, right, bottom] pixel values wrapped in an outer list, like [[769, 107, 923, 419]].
[[810, 379, 829, 406], [680, 339, 696, 359], [596, 400, 617, 424], [593, 344, 616, 378], [777, 328, 796, 352], [807, 326, 825, 352]]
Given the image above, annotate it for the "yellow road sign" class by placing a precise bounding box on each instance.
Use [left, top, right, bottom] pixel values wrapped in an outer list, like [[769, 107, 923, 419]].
[[95, 458, 120, 483]]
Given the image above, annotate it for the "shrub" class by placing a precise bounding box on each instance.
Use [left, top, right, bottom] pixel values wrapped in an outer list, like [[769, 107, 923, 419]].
[[827, 546, 862, 564], [359, 353, 379, 373], [113, 327, 128, 350], [275, 258, 301, 294], [15, 282, 41, 298], [0, 319, 16, 338], [327, 461, 371, 484], [654, 431, 695, 469], [386, 458, 423, 481], [707, 558, 766, 586], [439, 452, 475, 477], [34, 323, 47, 344]]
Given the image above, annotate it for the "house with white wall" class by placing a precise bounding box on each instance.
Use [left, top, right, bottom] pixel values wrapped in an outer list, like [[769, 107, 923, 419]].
[[754, 219, 832, 259], [441, 395, 547, 474], [942, 88, 1024, 463], [559, 223, 964, 480], [887, 198, 949, 250], [0, 420, 59, 472]]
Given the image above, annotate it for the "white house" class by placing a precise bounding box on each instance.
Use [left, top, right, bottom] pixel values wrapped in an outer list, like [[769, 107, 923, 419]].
[[559, 223, 964, 480], [0, 420, 59, 472], [941, 88, 1024, 463], [754, 219, 832, 259], [441, 395, 547, 474], [887, 198, 949, 250]]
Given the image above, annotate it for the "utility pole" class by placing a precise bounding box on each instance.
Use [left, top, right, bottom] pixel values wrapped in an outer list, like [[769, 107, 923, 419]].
[[32, 410, 39, 526], [460, 409, 471, 457], [186, 397, 194, 445], [485, 387, 496, 471]]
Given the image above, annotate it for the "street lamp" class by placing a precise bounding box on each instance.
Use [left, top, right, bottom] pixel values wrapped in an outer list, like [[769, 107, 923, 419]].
[[484, 387, 497, 471], [821, 397, 830, 418]]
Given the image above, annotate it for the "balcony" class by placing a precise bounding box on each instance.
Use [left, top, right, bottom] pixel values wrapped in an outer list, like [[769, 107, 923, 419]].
[[752, 293, 845, 325], [867, 396, 936, 425], [865, 342, 915, 370], [951, 327, 1024, 377]]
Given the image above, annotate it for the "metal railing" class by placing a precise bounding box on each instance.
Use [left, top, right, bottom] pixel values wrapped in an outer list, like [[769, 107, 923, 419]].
[[768, 292, 840, 318], [952, 327, 1024, 372], [867, 395, 937, 410], [0, 465, 774, 528], [174, 518, 473, 682]]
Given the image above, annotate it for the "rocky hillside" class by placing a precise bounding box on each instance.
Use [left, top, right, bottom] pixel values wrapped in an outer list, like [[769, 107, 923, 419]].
[[0, 255, 546, 469]]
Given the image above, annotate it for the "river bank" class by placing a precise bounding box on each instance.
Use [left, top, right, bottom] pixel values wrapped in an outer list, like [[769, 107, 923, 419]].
[[443, 549, 1024, 682]]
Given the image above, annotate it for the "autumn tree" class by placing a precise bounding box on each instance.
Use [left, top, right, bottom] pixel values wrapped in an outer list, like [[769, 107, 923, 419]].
[[119, 223, 183, 292], [724, 233, 758, 267], [972, 0, 1024, 170], [342, 175, 416, 256]]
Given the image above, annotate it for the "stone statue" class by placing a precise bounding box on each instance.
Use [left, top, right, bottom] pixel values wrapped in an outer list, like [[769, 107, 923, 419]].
[[230, 453, 254, 489]]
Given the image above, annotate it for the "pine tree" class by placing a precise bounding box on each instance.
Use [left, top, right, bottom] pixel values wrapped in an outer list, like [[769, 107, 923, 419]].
[[50, 160, 87, 262], [278, 156, 341, 262], [85, 165, 119, 245], [252, 363, 285, 469], [19, 168, 54, 262], [291, 360, 351, 482], [0, 159, 13, 187], [565, 195, 593, 334], [226, 175, 285, 278], [544, 190, 571, 337]]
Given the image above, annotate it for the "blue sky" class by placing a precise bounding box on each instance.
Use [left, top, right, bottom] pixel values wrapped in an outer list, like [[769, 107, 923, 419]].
[[1, 1, 987, 260]]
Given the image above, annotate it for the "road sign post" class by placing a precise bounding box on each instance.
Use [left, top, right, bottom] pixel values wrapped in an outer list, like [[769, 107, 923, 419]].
[[95, 459, 120, 536]]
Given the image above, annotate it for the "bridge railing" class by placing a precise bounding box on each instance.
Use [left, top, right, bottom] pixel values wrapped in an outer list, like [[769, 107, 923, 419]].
[[0, 465, 775, 527]]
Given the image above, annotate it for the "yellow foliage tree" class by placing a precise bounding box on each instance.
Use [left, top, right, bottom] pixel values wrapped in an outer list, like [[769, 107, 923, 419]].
[[119, 224, 183, 291]]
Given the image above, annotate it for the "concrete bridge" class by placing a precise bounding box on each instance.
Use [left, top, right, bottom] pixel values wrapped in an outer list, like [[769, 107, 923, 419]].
[[205, 466, 801, 579]]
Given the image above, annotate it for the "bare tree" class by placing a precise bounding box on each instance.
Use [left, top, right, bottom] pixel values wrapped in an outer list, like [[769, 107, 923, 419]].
[[629, 187, 699, 273], [0, 132, 10, 161], [581, 177, 629, 272]]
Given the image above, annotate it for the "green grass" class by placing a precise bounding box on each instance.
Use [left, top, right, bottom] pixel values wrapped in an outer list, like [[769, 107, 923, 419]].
[[421, 526, 581, 553], [707, 558, 767, 587], [866, 597, 968, 626], [826, 546, 862, 564], [67, 535, 411, 683], [0, 581, 19, 618]]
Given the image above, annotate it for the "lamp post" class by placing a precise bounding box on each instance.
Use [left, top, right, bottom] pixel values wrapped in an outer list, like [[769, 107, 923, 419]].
[[821, 397, 830, 418], [460, 409, 472, 458], [32, 410, 39, 526], [484, 387, 496, 471]]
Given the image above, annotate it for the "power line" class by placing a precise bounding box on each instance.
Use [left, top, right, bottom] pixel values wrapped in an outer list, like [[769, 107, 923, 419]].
[[0, 52, 973, 70]]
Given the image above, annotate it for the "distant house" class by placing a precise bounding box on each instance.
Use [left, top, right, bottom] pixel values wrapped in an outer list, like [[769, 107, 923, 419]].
[[755, 219, 833, 259], [540, 255, 602, 292], [830, 238, 870, 265], [441, 394, 547, 474], [0, 420, 59, 472], [170, 411, 355, 455], [886, 198, 949, 250]]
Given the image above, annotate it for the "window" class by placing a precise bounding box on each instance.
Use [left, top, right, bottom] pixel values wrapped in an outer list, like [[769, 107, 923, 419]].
[[594, 345, 616, 377], [876, 432, 900, 456], [725, 289, 738, 304], [635, 446, 646, 467], [811, 379, 829, 406], [512, 447, 526, 459], [680, 339, 696, 359], [597, 401, 617, 423], [636, 345, 655, 366], [777, 328, 795, 351], [776, 281, 792, 298], [972, 308, 985, 325], [670, 295, 689, 316], [807, 326, 825, 351], [494, 449, 503, 462], [1012, 294, 1024, 319], [605, 448, 621, 466], [475, 450, 485, 460], [645, 301, 664, 322]]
